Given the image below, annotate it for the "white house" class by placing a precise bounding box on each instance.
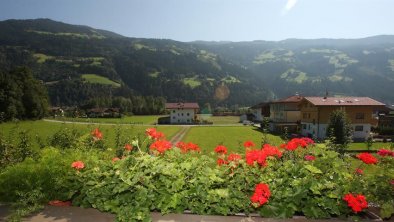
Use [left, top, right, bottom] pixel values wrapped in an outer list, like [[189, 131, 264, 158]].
[[166, 103, 199, 124]]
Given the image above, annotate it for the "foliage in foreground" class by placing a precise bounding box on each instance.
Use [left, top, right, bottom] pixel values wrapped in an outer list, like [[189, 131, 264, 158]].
[[0, 128, 393, 222]]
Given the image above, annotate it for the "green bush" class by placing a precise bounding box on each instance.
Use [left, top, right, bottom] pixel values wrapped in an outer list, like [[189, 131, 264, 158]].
[[69, 139, 380, 221], [1, 128, 393, 222]]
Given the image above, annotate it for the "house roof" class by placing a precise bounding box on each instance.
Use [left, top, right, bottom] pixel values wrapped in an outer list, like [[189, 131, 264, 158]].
[[165, 103, 199, 109], [303, 97, 385, 106], [271, 95, 303, 103]]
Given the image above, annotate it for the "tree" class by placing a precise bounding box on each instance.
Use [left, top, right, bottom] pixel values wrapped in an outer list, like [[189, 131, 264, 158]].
[[326, 109, 353, 154], [0, 67, 49, 121]]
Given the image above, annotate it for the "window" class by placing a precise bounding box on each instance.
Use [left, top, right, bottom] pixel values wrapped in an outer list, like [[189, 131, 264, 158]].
[[187, 113, 190, 116], [355, 125, 363, 131], [172, 110, 175, 113], [172, 116, 175, 119], [181, 113, 184, 116], [303, 113, 307, 118], [308, 113, 311, 118], [302, 124, 306, 129], [308, 124, 311, 130], [356, 113, 365, 120]]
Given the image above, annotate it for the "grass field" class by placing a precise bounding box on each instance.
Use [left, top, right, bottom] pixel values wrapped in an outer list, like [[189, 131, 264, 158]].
[[81, 74, 121, 87], [53, 115, 240, 125], [198, 115, 240, 124], [53, 115, 164, 125], [182, 126, 283, 153], [347, 142, 392, 150], [0, 120, 181, 151]]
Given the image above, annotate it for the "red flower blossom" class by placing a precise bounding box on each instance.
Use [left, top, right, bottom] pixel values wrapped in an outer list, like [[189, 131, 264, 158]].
[[48, 200, 72, 207], [343, 194, 368, 213], [246, 144, 282, 167], [149, 140, 172, 154], [377, 149, 394, 157], [281, 137, 314, 151], [250, 183, 271, 207], [304, 155, 316, 161], [112, 157, 120, 163], [124, 143, 132, 151], [214, 145, 227, 154], [186, 142, 201, 152], [176, 141, 186, 150], [176, 141, 200, 153], [357, 153, 378, 164], [390, 180, 394, 185], [145, 128, 165, 140], [228, 153, 242, 162], [91, 128, 103, 140], [246, 150, 267, 166], [243, 140, 255, 148], [261, 144, 282, 158], [217, 158, 228, 166], [355, 168, 363, 175], [71, 161, 85, 170]]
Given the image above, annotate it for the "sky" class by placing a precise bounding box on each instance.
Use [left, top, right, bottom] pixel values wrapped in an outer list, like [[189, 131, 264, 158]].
[[0, 0, 393, 42]]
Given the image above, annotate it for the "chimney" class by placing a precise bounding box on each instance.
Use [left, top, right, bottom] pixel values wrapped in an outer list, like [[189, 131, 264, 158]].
[[324, 89, 328, 99]]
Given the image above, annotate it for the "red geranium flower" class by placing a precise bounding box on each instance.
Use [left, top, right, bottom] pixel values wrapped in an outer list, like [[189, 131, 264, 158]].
[[357, 153, 378, 164], [145, 128, 165, 140], [228, 153, 242, 162], [246, 145, 282, 167], [149, 140, 172, 154], [377, 149, 394, 157], [243, 140, 255, 148], [261, 144, 282, 158], [71, 161, 85, 170], [124, 143, 132, 151], [186, 142, 200, 152], [91, 128, 103, 140], [176, 141, 200, 153], [217, 158, 228, 166], [281, 137, 314, 151], [214, 145, 227, 154], [250, 183, 271, 207], [48, 200, 72, 207], [355, 168, 363, 175], [304, 155, 316, 161], [112, 157, 120, 163], [343, 193, 368, 213], [246, 150, 267, 166]]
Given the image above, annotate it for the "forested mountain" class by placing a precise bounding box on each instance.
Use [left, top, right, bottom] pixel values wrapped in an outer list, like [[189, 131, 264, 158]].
[[0, 19, 273, 110], [193, 36, 394, 104], [1, 18, 394, 109]]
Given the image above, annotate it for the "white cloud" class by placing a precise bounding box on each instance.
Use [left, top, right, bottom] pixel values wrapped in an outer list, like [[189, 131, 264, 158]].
[[281, 0, 298, 15]]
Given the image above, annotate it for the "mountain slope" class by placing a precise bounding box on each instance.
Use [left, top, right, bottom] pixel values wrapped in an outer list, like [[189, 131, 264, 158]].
[[194, 37, 394, 104], [1, 18, 394, 107], [0, 19, 273, 107]]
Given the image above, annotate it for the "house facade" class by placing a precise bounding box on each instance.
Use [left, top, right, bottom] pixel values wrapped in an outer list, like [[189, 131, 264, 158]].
[[166, 103, 199, 124], [269, 95, 303, 133], [300, 97, 385, 140]]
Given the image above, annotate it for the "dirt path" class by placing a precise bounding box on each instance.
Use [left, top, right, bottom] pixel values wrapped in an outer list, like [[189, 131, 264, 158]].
[[170, 126, 191, 144]]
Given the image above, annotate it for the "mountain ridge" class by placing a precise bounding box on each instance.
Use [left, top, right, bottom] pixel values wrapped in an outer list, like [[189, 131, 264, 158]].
[[0, 18, 393, 106]]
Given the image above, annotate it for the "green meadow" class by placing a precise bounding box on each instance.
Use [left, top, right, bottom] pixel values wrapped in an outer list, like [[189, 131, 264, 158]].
[[55, 115, 164, 125], [81, 74, 121, 87], [0, 120, 181, 151]]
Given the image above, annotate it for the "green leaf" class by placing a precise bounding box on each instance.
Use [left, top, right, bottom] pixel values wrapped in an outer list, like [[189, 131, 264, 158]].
[[304, 165, 323, 174], [381, 202, 394, 219]]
